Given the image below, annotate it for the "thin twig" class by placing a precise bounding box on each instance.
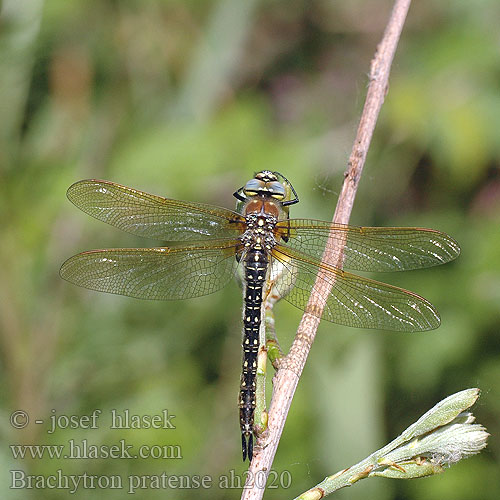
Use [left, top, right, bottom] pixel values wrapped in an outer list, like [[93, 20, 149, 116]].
[[241, 1, 412, 498]]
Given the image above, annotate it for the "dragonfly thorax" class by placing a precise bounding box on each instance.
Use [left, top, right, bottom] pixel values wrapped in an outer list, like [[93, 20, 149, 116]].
[[241, 213, 278, 252]]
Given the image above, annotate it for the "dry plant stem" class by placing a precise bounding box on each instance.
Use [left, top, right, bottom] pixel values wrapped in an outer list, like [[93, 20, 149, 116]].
[[241, 1, 412, 499]]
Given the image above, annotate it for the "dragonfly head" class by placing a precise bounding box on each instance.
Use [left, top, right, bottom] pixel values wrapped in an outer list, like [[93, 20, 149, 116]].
[[243, 171, 286, 200], [234, 171, 299, 212]]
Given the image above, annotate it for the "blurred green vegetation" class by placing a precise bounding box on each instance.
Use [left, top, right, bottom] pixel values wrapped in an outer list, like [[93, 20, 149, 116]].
[[1, 0, 499, 499]]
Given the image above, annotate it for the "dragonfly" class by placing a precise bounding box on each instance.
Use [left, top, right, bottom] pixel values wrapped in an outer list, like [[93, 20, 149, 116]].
[[60, 171, 460, 461]]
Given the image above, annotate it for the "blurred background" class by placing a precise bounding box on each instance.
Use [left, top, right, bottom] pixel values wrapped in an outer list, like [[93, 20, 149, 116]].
[[1, 0, 499, 498]]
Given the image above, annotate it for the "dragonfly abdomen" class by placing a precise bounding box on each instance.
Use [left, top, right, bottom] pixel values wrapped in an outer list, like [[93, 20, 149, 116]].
[[239, 248, 269, 461]]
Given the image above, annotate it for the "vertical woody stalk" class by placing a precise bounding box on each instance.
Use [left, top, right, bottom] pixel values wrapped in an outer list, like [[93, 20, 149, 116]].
[[241, 1, 413, 499]]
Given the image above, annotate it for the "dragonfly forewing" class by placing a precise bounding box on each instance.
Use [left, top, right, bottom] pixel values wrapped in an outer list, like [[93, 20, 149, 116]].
[[277, 219, 460, 272], [67, 180, 246, 241]]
